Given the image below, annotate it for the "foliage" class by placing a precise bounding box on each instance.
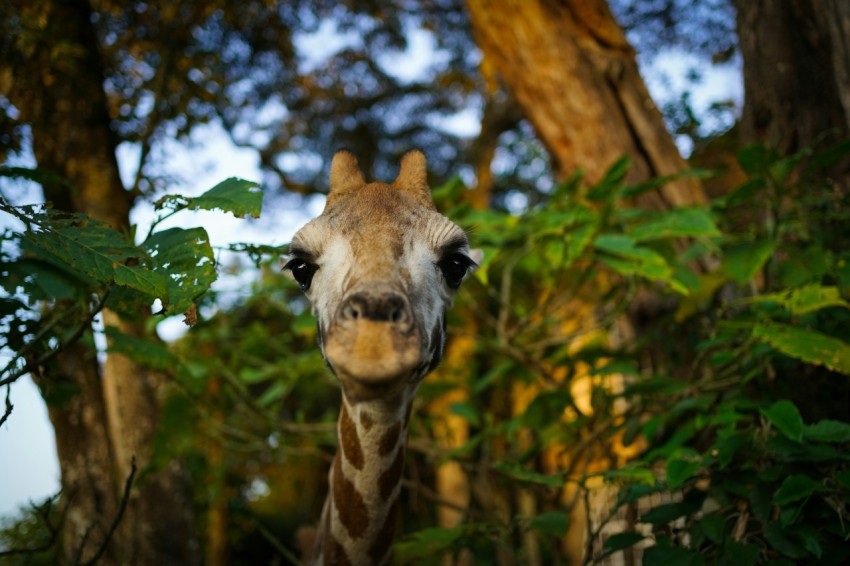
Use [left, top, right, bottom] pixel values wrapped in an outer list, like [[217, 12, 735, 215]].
[[5, 140, 848, 564], [589, 141, 850, 565], [389, 140, 850, 563], [0, 173, 261, 402]]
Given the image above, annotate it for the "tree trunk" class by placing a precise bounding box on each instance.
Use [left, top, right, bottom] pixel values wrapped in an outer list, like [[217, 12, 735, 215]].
[[465, 0, 705, 208], [735, 0, 850, 185], [3, 0, 198, 562], [32, 338, 122, 563]]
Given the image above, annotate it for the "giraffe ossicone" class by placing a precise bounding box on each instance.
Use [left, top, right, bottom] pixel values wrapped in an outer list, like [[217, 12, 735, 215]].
[[284, 149, 481, 565]]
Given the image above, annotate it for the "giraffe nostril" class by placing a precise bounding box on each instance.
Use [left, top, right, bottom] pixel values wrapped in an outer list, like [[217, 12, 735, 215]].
[[340, 291, 410, 324]]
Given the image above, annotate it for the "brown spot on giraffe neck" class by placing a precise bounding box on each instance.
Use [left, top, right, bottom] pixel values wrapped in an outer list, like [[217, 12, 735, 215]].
[[379, 446, 405, 501], [378, 422, 402, 457], [339, 402, 364, 470], [368, 496, 399, 565], [360, 410, 374, 431], [332, 454, 368, 539]]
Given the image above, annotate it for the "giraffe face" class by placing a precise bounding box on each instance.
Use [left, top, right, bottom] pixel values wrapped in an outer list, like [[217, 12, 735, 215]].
[[285, 150, 481, 402]]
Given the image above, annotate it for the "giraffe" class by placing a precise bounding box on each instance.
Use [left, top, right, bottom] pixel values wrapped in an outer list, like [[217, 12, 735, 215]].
[[284, 149, 482, 565]]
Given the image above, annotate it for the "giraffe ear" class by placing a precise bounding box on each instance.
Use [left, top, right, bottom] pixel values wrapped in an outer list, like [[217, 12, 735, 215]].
[[328, 150, 365, 199], [393, 150, 435, 209]]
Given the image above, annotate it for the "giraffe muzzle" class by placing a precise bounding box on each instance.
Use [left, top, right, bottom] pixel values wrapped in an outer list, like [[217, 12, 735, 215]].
[[325, 288, 421, 394]]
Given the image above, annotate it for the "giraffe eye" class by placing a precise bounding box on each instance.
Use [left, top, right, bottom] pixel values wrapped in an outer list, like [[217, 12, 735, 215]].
[[284, 257, 318, 291], [437, 253, 475, 290]]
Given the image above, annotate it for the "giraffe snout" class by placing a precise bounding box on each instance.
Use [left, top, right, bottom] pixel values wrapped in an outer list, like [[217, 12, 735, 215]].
[[339, 290, 412, 328], [325, 287, 421, 394]]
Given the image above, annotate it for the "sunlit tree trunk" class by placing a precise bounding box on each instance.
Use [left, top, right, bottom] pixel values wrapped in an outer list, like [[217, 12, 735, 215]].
[[465, 0, 705, 207], [735, 0, 850, 186], [3, 0, 198, 562]]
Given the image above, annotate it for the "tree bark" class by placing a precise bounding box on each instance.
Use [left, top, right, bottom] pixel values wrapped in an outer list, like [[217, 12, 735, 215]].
[[735, 0, 850, 186], [32, 338, 122, 563], [465, 0, 705, 208], [3, 0, 198, 562]]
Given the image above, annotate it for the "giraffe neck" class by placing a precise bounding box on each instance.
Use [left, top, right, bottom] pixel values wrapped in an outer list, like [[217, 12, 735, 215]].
[[313, 393, 414, 565]]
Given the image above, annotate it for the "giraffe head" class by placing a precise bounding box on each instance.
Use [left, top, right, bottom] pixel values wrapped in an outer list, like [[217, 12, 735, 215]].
[[285, 150, 481, 404]]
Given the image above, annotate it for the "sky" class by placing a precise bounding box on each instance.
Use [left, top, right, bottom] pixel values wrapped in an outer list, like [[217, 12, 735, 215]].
[[0, 29, 743, 520]]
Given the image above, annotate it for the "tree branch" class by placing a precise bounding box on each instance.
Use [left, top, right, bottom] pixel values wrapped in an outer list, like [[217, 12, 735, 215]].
[[0, 384, 12, 428]]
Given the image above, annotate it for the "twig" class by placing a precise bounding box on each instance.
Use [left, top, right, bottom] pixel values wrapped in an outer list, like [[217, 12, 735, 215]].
[[254, 520, 302, 565], [81, 456, 137, 566], [0, 384, 12, 427]]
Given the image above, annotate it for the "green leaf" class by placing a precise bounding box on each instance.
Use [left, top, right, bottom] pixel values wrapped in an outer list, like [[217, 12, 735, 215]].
[[605, 464, 657, 487], [105, 286, 155, 320], [603, 531, 644, 552], [188, 177, 262, 218], [621, 168, 714, 200], [723, 239, 776, 283], [700, 514, 726, 544], [803, 419, 850, 443], [586, 157, 630, 201], [718, 542, 759, 566], [795, 525, 822, 559], [527, 511, 569, 537], [594, 234, 686, 293], [642, 545, 705, 566], [144, 227, 217, 314], [3, 257, 90, 300], [836, 470, 850, 490], [752, 322, 850, 375], [764, 522, 808, 559], [666, 457, 700, 490], [23, 213, 168, 299], [594, 234, 650, 257], [565, 223, 597, 265], [741, 284, 850, 315], [748, 484, 773, 523], [629, 208, 720, 242], [808, 137, 850, 171], [520, 390, 573, 429], [761, 400, 805, 442], [737, 144, 779, 176], [492, 462, 564, 488], [257, 381, 287, 407], [113, 264, 170, 299], [640, 501, 697, 525], [393, 526, 464, 563], [448, 402, 480, 426], [773, 474, 823, 505], [239, 367, 275, 384]]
